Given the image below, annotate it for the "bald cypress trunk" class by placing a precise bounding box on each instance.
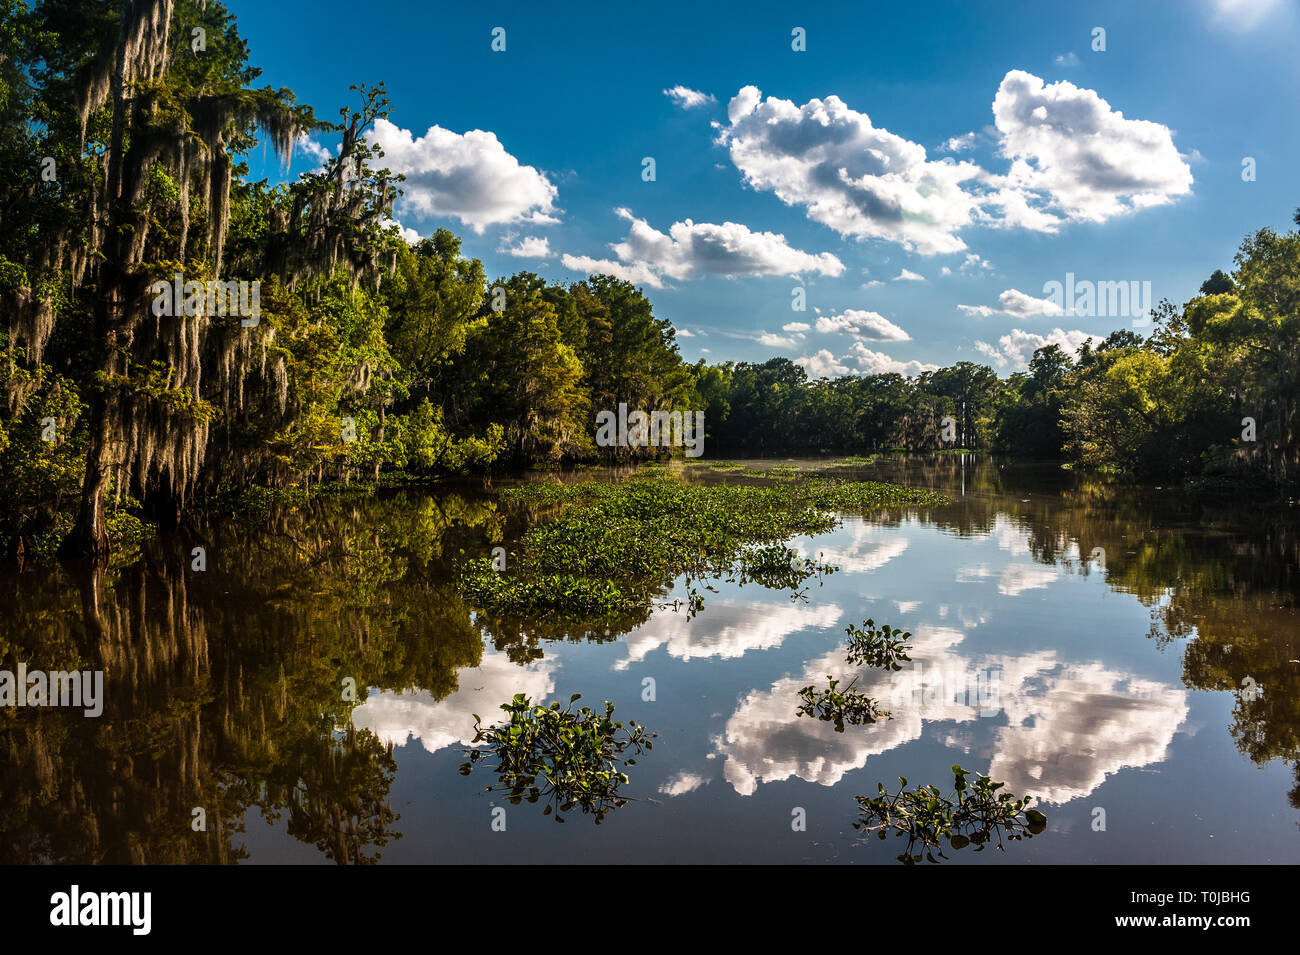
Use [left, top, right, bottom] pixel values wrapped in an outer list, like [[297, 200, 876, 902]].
[[65, 405, 115, 561], [62, 0, 134, 563], [59, 0, 312, 559]]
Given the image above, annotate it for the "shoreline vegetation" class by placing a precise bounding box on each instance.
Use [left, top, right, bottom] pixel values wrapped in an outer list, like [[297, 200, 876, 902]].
[[3, 2, 1300, 565]]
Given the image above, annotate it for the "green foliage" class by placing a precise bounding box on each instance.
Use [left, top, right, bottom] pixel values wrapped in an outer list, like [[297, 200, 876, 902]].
[[844, 618, 912, 670], [796, 676, 888, 732], [576, 275, 697, 461], [0, 362, 149, 558], [5, 0, 1298, 562], [854, 766, 1048, 864], [734, 543, 828, 589], [1056, 217, 1300, 486], [389, 399, 504, 474], [459, 693, 656, 823], [457, 472, 940, 621], [452, 272, 592, 463], [461, 562, 631, 616], [1200, 269, 1235, 296], [381, 229, 486, 403]]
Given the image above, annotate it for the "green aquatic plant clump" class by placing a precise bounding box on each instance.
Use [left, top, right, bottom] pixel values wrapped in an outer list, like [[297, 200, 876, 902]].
[[844, 619, 913, 670], [458, 473, 946, 619], [734, 543, 828, 588], [461, 570, 629, 616], [854, 766, 1048, 864], [459, 693, 655, 823], [796, 676, 889, 732]]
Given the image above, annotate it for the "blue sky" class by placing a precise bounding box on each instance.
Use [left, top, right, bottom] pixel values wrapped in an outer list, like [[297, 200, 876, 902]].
[[229, 0, 1300, 375]]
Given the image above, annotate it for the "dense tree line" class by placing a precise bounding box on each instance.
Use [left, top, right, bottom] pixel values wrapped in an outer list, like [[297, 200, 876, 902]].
[[692, 226, 1300, 490], [2, 1, 1297, 561]]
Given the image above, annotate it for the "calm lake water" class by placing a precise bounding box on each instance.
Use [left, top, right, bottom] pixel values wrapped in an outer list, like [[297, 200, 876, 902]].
[[3, 456, 1298, 864]]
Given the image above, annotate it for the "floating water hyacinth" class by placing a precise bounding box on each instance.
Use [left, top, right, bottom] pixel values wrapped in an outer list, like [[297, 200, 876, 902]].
[[844, 618, 913, 670], [795, 676, 889, 732], [460, 693, 656, 824], [854, 766, 1048, 865], [458, 472, 944, 619]]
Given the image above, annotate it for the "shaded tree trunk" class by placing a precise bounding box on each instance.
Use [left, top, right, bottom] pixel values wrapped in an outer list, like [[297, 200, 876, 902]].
[[62, 0, 132, 563]]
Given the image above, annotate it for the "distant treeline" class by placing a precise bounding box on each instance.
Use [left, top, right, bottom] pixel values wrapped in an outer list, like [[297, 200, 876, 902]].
[[1, 0, 1297, 560], [700, 239, 1300, 496]]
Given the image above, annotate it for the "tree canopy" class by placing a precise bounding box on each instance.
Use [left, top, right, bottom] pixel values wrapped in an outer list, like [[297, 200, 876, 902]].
[[3, 0, 1299, 563]]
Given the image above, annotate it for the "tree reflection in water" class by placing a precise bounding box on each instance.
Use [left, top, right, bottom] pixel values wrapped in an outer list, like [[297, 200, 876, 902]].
[[2, 458, 1299, 861]]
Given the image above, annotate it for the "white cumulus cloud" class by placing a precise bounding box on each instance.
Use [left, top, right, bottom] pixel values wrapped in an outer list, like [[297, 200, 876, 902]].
[[498, 235, 552, 258], [719, 86, 987, 255], [295, 134, 332, 168], [814, 308, 910, 341], [616, 599, 842, 670], [940, 131, 978, 152], [561, 253, 663, 287], [659, 772, 709, 796], [381, 218, 421, 244], [563, 208, 843, 287], [959, 288, 1065, 319], [369, 117, 559, 233], [989, 70, 1193, 227], [717, 74, 1193, 254], [850, 342, 938, 376], [795, 349, 851, 378], [352, 652, 557, 754], [998, 288, 1065, 317]]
